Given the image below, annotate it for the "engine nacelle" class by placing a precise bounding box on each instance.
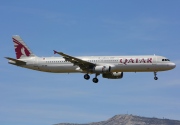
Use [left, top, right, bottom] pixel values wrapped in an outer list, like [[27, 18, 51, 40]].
[[93, 66, 111, 73], [102, 72, 123, 79]]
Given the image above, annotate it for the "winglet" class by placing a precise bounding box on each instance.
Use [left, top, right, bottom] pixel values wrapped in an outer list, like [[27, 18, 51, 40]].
[[53, 50, 58, 54], [53, 50, 64, 55]]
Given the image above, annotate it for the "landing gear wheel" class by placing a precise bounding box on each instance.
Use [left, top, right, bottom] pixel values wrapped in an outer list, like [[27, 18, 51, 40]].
[[92, 78, 99, 83], [84, 74, 90, 80], [154, 72, 158, 80], [154, 77, 158, 80]]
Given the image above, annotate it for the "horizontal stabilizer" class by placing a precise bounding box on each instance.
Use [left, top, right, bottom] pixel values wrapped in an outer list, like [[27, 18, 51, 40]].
[[5, 57, 26, 65]]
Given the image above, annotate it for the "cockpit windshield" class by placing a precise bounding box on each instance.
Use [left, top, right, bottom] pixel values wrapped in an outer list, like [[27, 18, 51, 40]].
[[162, 59, 170, 61]]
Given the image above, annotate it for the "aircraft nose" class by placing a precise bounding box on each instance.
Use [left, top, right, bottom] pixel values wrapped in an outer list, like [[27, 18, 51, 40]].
[[169, 63, 176, 69]]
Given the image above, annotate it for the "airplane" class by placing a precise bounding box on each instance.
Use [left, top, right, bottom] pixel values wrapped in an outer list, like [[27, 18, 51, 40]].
[[5, 35, 176, 83]]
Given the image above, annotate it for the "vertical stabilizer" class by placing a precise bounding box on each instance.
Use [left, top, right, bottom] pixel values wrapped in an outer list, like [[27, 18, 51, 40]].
[[12, 35, 36, 59]]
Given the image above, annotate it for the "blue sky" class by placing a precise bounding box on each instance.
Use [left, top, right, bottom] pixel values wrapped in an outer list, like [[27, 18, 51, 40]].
[[0, 1, 180, 125]]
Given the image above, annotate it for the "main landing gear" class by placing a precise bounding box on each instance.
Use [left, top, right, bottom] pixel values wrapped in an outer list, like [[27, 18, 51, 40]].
[[84, 74, 90, 80], [92, 78, 98, 83], [154, 72, 158, 80], [84, 74, 99, 83]]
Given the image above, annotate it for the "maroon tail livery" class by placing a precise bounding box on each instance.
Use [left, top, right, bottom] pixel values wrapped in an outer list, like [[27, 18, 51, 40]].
[[12, 35, 35, 59]]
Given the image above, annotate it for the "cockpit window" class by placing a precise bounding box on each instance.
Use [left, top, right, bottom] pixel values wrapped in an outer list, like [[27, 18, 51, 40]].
[[162, 59, 170, 61]]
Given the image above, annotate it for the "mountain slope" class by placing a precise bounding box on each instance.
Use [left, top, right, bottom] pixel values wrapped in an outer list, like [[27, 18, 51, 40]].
[[55, 114, 180, 125]]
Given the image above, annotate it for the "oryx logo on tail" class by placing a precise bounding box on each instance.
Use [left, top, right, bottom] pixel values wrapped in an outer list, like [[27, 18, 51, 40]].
[[13, 38, 30, 59], [12, 35, 36, 59]]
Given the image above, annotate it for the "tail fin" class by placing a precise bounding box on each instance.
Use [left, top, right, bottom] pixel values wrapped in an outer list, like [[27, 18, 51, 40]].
[[12, 35, 36, 59]]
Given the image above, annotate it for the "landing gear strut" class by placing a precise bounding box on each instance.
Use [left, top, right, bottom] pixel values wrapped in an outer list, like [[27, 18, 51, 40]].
[[154, 72, 158, 80], [84, 74, 90, 80], [92, 74, 99, 83]]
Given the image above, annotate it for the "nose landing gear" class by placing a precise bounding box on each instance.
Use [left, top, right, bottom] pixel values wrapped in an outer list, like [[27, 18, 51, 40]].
[[154, 72, 158, 80]]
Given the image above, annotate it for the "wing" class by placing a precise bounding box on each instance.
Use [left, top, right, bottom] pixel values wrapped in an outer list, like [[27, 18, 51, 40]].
[[53, 50, 95, 71]]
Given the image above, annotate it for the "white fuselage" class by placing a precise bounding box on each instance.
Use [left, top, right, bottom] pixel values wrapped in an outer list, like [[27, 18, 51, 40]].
[[14, 55, 175, 73]]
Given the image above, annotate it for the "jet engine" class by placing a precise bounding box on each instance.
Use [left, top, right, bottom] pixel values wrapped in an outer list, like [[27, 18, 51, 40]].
[[93, 66, 111, 73], [102, 72, 123, 79]]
